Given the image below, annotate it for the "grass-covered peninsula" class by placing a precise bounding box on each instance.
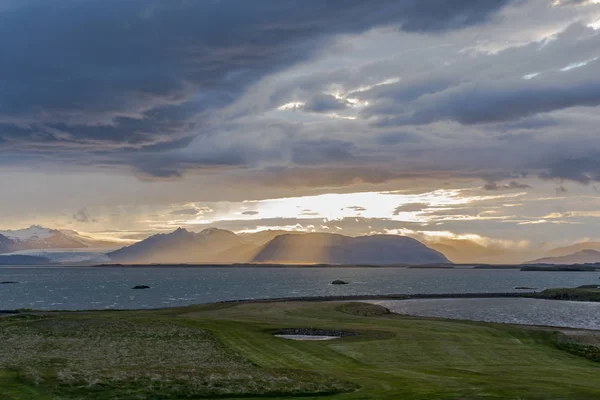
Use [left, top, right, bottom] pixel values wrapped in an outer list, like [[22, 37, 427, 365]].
[[531, 286, 600, 302], [1, 301, 599, 400]]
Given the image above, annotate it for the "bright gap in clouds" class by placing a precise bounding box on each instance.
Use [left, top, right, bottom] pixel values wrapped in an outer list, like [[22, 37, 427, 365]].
[[560, 56, 599, 71], [179, 189, 525, 227], [522, 72, 541, 80]]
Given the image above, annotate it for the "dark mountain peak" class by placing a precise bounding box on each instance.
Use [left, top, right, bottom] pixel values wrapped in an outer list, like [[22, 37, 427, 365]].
[[253, 232, 450, 265], [528, 248, 600, 265], [163, 227, 195, 240], [108, 227, 245, 264], [198, 227, 236, 236], [29, 224, 47, 230], [578, 249, 600, 255], [107, 229, 450, 265], [0, 234, 12, 253]]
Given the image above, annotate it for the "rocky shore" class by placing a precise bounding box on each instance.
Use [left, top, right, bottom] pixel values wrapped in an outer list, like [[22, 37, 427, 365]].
[[276, 328, 358, 337], [219, 291, 530, 305]]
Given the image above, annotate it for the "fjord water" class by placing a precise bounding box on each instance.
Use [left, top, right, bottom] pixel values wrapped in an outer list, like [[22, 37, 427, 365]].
[[373, 298, 600, 330], [1, 266, 599, 309]]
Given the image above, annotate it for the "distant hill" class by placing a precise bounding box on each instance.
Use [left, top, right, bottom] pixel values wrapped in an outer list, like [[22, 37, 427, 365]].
[[240, 230, 301, 246], [0, 254, 50, 265], [546, 242, 600, 258], [527, 249, 600, 265], [108, 229, 450, 265], [0, 226, 119, 254], [107, 228, 254, 263], [252, 233, 450, 265], [0, 234, 14, 253], [425, 239, 506, 264]]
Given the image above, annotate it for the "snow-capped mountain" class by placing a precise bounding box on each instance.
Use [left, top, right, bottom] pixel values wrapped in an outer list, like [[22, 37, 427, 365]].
[[0, 225, 54, 241], [0, 226, 119, 254]]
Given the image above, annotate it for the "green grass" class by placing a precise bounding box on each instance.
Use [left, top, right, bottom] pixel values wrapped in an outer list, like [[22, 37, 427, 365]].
[[0, 314, 353, 399], [1, 301, 600, 399]]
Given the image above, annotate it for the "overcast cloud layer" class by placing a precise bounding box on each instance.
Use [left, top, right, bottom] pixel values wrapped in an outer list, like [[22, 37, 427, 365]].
[[1, 0, 600, 262]]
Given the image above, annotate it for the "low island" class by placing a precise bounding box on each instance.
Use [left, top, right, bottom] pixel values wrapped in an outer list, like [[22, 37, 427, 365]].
[[531, 286, 600, 302]]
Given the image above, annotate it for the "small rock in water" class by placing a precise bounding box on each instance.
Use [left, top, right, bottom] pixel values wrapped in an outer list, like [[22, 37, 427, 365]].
[[132, 285, 150, 290], [331, 280, 349, 285], [0, 281, 18, 285]]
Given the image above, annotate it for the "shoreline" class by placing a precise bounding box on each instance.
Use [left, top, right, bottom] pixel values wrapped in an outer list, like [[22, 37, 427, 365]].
[[0, 291, 533, 314], [3, 291, 598, 332], [2, 287, 597, 314], [216, 291, 533, 305], [2, 263, 600, 271]]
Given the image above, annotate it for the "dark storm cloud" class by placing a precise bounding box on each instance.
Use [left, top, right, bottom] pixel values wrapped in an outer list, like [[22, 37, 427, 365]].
[[393, 203, 429, 214], [375, 132, 423, 145], [483, 181, 531, 190], [253, 166, 404, 188], [290, 139, 356, 165], [72, 208, 97, 223], [352, 22, 600, 131], [302, 94, 350, 112], [242, 211, 260, 216], [131, 148, 248, 178], [496, 117, 561, 131], [367, 72, 600, 126], [541, 156, 600, 184], [0, 0, 512, 176]]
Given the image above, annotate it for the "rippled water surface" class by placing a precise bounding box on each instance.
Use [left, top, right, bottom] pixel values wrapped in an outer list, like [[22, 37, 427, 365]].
[[1, 267, 599, 312], [372, 298, 600, 330]]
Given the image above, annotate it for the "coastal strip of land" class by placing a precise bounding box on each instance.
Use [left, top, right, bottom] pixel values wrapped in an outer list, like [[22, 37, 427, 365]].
[[1, 287, 598, 317], [1, 300, 599, 399]]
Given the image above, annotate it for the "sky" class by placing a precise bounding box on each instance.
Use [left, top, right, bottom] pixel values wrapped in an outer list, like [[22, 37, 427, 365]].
[[1, 0, 600, 263]]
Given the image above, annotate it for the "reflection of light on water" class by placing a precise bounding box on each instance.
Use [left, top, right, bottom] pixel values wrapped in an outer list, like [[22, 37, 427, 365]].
[[373, 298, 600, 330], [2, 267, 600, 318]]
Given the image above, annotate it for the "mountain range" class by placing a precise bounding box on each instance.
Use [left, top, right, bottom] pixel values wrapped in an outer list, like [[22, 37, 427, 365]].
[[545, 241, 600, 258], [4, 225, 599, 266], [527, 249, 600, 265], [107, 228, 450, 265], [0, 226, 118, 254], [107, 228, 256, 264]]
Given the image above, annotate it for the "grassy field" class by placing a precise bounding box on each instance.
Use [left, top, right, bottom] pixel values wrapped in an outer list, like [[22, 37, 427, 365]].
[[0, 302, 599, 399], [532, 287, 600, 302]]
